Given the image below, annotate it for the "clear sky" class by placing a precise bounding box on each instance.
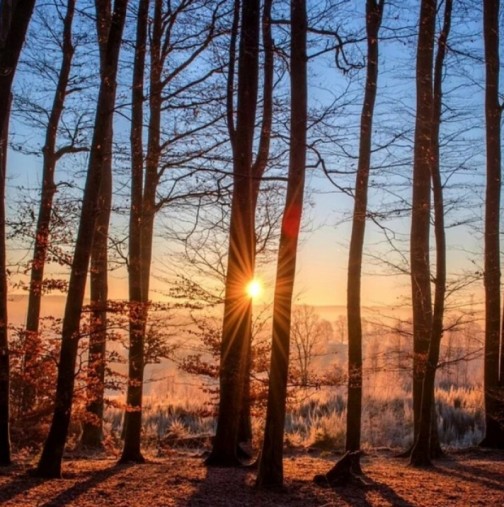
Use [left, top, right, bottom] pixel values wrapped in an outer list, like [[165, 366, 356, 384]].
[[6, 0, 489, 317]]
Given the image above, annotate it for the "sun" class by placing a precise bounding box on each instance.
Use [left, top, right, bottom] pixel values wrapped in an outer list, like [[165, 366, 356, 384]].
[[246, 279, 263, 300]]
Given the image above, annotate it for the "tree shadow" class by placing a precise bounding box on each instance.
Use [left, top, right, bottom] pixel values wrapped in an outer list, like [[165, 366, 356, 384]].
[[433, 461, 504, 493], [318, 476, 416, 507], [0, 462, 130, 506], [39, 463, 133, 507], [187, 463, 339, 506]]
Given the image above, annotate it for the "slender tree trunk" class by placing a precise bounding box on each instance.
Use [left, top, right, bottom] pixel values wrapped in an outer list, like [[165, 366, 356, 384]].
[[417, 0, 452, 462], [119, 0, 150, 463], [408, 0, 436, 466], [22, 0, 77, 415], [34, 0, 128, 478], [0, 0, 37, 467], [409, 0, 435, 458], [481, 0, 504, 449], [81, 0, 113, 449], [81, 142, 112, 448], [0, 93, 11, 466], [345, 0, 383, 468], [256, 0, 307, 488], [206, 0, 260, 467], [238, 0, 274, 450]]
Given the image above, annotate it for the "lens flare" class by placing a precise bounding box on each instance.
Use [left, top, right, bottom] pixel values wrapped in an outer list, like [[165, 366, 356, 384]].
[[246, 279, 263, 299]]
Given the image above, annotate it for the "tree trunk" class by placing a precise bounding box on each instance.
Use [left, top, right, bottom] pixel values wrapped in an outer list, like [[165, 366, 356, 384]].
[[22, 0, 77, 414], [119, 0, 149, 464], [34, 0, 128, 478], [481, 0, 504, 449], [206, 0, 260, 467], [0, 93, 11, 467], [409, 0, 435, 458], [0, 0, 37, 467], [81, 137, 112, 449], [81, 0, 113, 450], [256, 0, 307, 488], [345, 0, 383, 468], [412, 0, 452, 463], [121, 0, 162, 462], [237, 0, 273, 452]]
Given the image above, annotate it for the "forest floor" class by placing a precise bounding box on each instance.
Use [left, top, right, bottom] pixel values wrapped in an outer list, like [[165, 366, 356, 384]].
[[0, 447, 503, 506]]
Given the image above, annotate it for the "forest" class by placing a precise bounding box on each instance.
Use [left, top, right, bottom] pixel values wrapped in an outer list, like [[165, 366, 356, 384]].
[[0, 0, 504, 505]]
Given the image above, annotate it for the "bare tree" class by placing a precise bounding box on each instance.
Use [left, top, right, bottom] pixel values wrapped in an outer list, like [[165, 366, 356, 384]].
[[22, 0, 79, 417], [410, 0, 452, 466], [81, 0, 115, 450], [119, 0, 149, 464], [34, 0, 128, 478], [205, 0, 261, 467], [345, 0, 384, 470], [0, 0, 37, 467], [120, 0, 224, 462], [409, 0, 435, 461], [480, 0, 504, 449], [291, 305, 331, 387], [256, 0, 307, 488]]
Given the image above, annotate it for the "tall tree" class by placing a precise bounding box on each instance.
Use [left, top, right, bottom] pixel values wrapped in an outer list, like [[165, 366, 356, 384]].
[[119, 0, 149, 464], [0, 0, 37, 467], [120, 0, 222, 462], [410, 0, 452, 466], [409, 0, 435, 452], [205, 0, 261, 466], [22, 0, 78, 416], [81, 0, 114, 449], [34, 0, 128, 478], [238, 0, 274, 450], [345, 0, 384, 469], [480, 0, 504, 449], [256, 0, 307, 488]]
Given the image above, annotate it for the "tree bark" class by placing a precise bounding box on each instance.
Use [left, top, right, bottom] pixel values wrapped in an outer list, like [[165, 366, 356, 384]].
[[0, 93, 11, 466], [409, 0, 435, 459], [411, 0, 452, 464], [238, 0, 274, 450], [0, 0, 37, 467], [345, 0, 383, 468], [206, 0, 260, 467], [481, 0, 504, 449], [81, 0, 114, 450], [34, 0, 128, 478], [119, 0, 149, 464], [256, 0, 307, 488]]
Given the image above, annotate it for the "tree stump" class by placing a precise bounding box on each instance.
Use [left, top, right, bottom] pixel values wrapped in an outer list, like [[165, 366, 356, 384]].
[[313, 451, 363, 487]]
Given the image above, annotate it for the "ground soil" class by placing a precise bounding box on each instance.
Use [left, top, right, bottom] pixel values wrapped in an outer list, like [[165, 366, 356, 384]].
[[0, 448, 502, 506]]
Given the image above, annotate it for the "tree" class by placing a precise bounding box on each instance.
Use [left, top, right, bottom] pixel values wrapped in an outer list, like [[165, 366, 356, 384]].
[[22, 0, 79, 417], [119, 0, 149, 463], [120, 0, 224, 463], [205, 0, 261, 466], [409, 0, 435, 460], [0, 0, 37, 467], [256, 0, 307, 488], [410, 0, 452, 466], [81, 0, 115, 450], [480, 0, 504, 449], [345, 0, 384, 470], [34, 0, 128, 478], [291, 305, 331, 387]]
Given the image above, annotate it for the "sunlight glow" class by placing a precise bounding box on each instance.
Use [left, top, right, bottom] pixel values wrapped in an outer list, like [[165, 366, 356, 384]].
[[246, 279, 263, 300]]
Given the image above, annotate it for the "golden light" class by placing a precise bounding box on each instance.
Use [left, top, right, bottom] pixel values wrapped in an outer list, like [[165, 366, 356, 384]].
[[246, 279, 263, 300]]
